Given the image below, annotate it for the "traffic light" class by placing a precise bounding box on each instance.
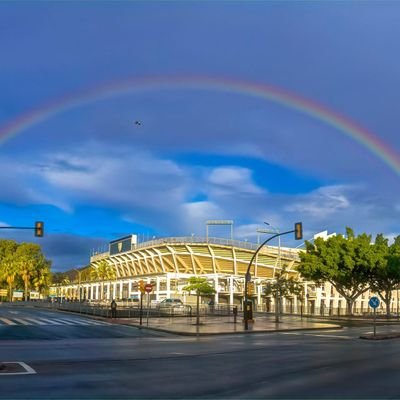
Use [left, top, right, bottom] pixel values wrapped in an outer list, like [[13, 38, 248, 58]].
[[139, 280, 145, 294], [294, 222, 303, 240], [34, 221, 44, 237]]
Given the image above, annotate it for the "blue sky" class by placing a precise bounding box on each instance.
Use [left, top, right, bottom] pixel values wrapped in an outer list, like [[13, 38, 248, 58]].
[[1, 1, 400, 270]]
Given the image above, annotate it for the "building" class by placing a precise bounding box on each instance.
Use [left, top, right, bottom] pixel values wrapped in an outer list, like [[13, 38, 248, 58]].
[[53, 233, 400, 316], [57, 234, 302, 311]]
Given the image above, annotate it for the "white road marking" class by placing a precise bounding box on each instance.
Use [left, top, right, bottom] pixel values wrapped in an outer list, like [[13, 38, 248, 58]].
[[51, 318, 78, 325], [304, 334, 353, 339], [0, 362, 36, 375], [36, 318, 63, 325], [23, 318, 47, 326], [0, 317, 17, 325], [11, 318, 30, 326], [280, 332, 353, 339]]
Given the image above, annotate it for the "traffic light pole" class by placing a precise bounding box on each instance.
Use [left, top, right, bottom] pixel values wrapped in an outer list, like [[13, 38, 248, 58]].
[[244, 229, 297, 331], [0, 221, 44, 237]]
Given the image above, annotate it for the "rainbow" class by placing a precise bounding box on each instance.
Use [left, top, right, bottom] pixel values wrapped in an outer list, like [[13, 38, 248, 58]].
[[1, 75, 399, 175]]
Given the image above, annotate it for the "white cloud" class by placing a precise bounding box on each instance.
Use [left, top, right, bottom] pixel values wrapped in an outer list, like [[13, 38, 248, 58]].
[[286, 185, 350, 218], [40, 147, 188, 211], [208, 166, 265, 196]]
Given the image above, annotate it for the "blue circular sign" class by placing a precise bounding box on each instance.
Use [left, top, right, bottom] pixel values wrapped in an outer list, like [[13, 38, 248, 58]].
[[369, 296, 380, 309]]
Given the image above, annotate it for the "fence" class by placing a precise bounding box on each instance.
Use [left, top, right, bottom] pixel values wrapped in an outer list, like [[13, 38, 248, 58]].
[[5, 299, 398, 319]]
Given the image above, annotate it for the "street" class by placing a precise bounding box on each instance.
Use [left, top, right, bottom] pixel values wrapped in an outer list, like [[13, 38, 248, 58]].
[[1, 305, 400, 398]]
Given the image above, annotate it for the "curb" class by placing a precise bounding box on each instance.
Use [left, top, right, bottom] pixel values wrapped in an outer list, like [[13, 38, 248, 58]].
[[360, 333, 400, 340], [118, 322, 342, 336]]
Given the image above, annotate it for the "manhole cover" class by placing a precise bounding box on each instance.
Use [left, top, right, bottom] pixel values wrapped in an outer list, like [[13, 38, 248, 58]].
[[0, 362, 36, 375]]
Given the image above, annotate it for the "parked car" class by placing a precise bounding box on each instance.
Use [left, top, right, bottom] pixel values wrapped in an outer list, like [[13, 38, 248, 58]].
[[157, 298, 186, 314]]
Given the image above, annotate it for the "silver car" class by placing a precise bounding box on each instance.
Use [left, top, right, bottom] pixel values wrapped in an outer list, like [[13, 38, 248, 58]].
[[157, 298, 186, 314]]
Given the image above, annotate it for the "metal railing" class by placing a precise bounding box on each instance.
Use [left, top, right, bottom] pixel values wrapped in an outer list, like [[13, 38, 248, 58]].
[[91, 236, 301, 262]]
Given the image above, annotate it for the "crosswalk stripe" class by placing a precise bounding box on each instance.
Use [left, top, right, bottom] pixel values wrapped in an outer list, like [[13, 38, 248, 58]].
[[11, 318, 30, 326], [51, 318, 77, 325], [36, 317, 63, 325], [0, 316, 112, 326], [23, 317, 47, 325], [0, 317, 17, 325], [79, 319, 108, 326]]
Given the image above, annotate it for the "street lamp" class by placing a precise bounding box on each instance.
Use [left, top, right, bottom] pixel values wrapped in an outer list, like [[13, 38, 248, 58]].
[[244, 222, 303, 330], [263, 223, 282, 322]]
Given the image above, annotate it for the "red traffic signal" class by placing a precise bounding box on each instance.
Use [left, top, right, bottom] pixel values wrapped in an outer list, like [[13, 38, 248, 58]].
[[294, 222, 302, 240], [34, 221, 44, 237]]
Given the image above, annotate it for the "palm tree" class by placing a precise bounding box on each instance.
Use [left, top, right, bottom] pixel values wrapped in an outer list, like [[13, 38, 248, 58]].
[[0, 240, 19, 301], [90, 260, 116, 300], [2, 255, 18, 302], [33, 267, 51, 298], [16, 243, 47, 301]]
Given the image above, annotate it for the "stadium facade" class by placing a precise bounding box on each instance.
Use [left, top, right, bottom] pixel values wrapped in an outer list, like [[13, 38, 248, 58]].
[[53, 233, 400, 315]]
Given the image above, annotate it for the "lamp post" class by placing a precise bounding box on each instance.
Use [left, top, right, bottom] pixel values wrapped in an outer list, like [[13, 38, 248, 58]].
[[244, 222, 303, 330], [262, 223, 281, 321]]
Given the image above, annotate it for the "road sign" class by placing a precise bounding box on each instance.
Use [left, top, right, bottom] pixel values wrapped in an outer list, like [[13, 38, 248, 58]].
[[144, 284, 153, 293], [369, 296, 380, 308]]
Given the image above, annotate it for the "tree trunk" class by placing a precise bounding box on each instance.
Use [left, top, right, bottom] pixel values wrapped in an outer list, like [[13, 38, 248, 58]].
[[346, 298, 354, 315], [275, 292, 280, 323], [196, 291, 200, 325], [385, 292, 392, 318], [24, 278, 28, 302], [8, 282, 12, 302]]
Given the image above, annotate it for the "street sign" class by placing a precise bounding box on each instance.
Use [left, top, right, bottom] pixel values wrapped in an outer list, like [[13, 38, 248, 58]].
[[369, 296, 380, 308], [144, 284, 153, 293]]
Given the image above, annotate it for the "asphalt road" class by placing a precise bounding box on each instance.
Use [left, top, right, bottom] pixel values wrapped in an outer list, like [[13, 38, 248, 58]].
[[1, 304, 400, 399]]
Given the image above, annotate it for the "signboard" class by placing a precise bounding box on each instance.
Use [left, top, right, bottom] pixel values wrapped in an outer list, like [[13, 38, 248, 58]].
[[145, 284, 153, 293], [109, 235, 137, 255], [0, 289, 7, 296], [369, 296, 380, 309], [13, 291, 23, 299], [30, 291, 40, 299]]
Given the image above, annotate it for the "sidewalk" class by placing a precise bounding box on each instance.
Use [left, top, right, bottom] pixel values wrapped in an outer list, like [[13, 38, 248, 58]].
[[107, 314, 341, 336]]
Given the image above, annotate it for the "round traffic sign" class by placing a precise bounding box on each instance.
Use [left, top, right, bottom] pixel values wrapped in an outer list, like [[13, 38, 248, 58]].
[[369, 296, 380, 309], [144, 284, 153, 293]]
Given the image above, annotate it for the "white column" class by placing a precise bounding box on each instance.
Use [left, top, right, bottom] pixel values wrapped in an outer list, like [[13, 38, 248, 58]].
[[120, 281, 123, 299], [257, 281, 261, 309], [156, 276, 161, 301], [166, 275, 171, 299], [214, 274, 219, 304], [128, 280, 133, 298], [106, 283, 110, 300], [229, 276, 234, 305]]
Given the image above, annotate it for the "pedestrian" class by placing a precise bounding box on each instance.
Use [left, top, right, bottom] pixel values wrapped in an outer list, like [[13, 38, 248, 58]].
[[111, 299, 117, 318]]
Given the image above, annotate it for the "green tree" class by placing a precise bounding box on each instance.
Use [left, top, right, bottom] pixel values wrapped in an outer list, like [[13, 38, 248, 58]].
[[90, 260, 116, 300], [183, 277, 215, 325], [369, 235, 400, 317], [32, 263, 51, 297], [298, 228, 375, 315], [0, 240, 19, 301], [16, 243, 48, 301], [264, 266, 303, 322]]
